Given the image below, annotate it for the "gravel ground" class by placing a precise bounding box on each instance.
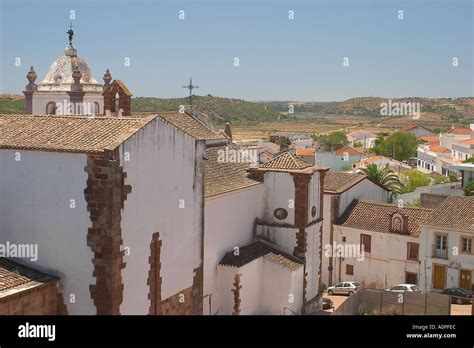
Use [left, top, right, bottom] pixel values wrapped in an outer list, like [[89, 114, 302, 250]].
[[450, 304, 472, 315]]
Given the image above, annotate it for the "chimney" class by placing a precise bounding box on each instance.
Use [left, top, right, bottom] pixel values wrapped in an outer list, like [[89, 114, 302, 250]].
[[224, 122, 233, 140]]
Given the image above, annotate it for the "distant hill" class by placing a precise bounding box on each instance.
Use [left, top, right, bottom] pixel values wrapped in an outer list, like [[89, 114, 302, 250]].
[[0, 96, 25, 114], [264, 97, 474, 121], [132, 95, 282, 125], [1, 94, 473, 126]]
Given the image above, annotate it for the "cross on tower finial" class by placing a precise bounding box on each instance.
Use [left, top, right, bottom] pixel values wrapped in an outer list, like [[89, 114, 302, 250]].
[[66, 23, 74, 45], [182, 77, 199, 105]]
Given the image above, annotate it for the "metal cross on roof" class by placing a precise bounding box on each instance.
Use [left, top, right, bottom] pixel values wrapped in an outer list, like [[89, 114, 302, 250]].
[[66, 23, 74, 45], [182, 77, 199, 105]]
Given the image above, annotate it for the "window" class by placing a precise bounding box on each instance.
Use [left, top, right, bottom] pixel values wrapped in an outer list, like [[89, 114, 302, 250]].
[[360, 234, 371, 253], [406, 272, 418, 285], [407, 242, 419, 261], [462, 237, 472, 253], [311, 206, 317, 218], [274, 208, 288, 220], [342, 236, 346, 242], [346, 264, 354, 275]]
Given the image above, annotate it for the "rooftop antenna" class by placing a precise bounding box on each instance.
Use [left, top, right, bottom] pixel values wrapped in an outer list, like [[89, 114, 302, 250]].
[[182, 77, 199, 105]]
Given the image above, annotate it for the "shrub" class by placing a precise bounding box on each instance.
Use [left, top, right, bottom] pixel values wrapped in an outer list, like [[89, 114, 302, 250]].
[[464, 182, 474, 196]]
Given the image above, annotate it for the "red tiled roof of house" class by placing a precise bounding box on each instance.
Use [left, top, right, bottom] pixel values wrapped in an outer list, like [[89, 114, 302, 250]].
[[0, 114, 156, 153], [447, 128, 473, 135], [0, 258, 57, 297], [296, 148, 315, 156], [338, 200, 433, 238], [420, 136, 440, 144], [335, 146, 362, 156], [401, 124, 418, 131], [359, 155, 385, 164], [429, 144, 451, 153], [422, 196, 474, 232], [205, 146, 260, 198], [219, 240, 303, 270], [461, 139, 474, 144], [260, 151, 313, 170]]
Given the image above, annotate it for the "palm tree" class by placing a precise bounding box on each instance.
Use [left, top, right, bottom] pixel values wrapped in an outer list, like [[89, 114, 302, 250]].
[[358, 163, 403, 194]]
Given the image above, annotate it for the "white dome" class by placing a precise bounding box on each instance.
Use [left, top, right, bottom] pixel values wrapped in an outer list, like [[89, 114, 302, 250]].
[[37, 45, 102, 92]]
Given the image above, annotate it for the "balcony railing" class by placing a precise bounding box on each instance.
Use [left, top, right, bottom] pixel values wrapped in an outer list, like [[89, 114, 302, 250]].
[[432, 244, 448, 260]]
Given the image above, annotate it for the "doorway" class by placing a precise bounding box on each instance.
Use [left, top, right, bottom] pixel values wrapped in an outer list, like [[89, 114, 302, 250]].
[[433, 264, 445, 289]]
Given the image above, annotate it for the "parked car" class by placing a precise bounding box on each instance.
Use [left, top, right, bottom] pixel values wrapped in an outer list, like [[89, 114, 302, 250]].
[[386, 284, 422, 293], [322, 297, 334, 310], [440, 287, 473, 304], [327, 281, 361, 296]]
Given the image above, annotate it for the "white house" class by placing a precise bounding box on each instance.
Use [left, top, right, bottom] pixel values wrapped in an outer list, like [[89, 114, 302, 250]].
[[332, 200, 432, 289], [321, 172, 389, 287], [346, 130, 377, 149], [0, 111, 208, 315], [419, 196, 474, 292]]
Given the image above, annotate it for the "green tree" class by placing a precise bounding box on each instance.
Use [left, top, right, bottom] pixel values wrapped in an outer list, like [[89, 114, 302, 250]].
[[463, 157, 474, 163], [463, 182, 474, 196], [434, 176, 450, 185], [358, 164, 403, 194], [319, 131, 348, 151], [401, 170, 430, 193], [371, 132, 418, 161]]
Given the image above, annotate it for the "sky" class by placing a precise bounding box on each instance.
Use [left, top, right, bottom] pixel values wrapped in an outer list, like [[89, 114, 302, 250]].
[[0, 0, 472, 101]]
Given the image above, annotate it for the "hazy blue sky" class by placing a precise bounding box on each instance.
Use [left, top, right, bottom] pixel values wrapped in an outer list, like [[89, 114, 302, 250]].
[[0, 0, 472, 101]]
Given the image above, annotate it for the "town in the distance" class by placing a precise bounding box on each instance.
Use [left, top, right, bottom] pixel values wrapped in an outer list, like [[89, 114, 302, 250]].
[[0, 26, 473, 317]]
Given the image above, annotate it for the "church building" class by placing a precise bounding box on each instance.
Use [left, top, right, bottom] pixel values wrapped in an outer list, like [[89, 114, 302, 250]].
[[0, 29, 326, 315]]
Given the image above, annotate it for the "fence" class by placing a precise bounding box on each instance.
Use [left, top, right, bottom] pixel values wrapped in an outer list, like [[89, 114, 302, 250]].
[[333, 289, 451, 315]]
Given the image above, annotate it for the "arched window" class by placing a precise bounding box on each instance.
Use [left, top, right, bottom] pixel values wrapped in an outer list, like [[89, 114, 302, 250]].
[[114, 92, 120, 114], [46, 102, 56, 115], [94, 102, 100, 115]]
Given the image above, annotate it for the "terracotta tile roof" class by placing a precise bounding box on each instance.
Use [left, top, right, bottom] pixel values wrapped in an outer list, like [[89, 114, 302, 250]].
[[338, 200, 432, 238], [0, 258, 57, 297], [103, 79, 133, 96], [324, 171, 366, 193], [219, 240, 303, 270], [461, 139, 474, 144], [335, 146, 362, 156], [401, 124, 418, 131], [429, 144, 451, 153], [422, 196, 474, 232], [358, 155, 385, 165], [296, 148, 315, 156], [447, 128, 473, 135], [155, 112, 225, 141], [260, 151, 312, 170], [0, 114, 156, 154], [420, 136, 440, 144], [205, 146, 260, 198]]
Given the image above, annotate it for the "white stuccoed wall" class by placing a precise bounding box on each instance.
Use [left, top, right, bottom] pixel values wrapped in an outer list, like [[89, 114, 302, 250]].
[[419, 226, 474, 292], [0, 149, 95, 314], [333, 225, 420, 289], [263, 172, 295, 224], [204, 185, 265, 315], [262, 258, 303, 314], [120, 118, 206, 314], [321, 179, 389, 287]]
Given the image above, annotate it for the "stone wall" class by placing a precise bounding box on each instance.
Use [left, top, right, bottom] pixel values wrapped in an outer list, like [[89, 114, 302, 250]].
[[0, 282, 63, 315]]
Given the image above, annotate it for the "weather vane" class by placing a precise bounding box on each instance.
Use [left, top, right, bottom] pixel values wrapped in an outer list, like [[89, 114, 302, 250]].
[[66, 23, 74, 45], [182, 77, 199, 105]]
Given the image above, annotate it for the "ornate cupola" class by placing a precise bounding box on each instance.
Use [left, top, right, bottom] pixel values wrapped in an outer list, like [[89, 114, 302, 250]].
[[23, 25, 104, 115]]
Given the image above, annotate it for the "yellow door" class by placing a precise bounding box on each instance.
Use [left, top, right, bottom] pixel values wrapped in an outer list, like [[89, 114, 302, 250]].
[[433, 265, 445, 289], [460, 270, 471, 291]]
